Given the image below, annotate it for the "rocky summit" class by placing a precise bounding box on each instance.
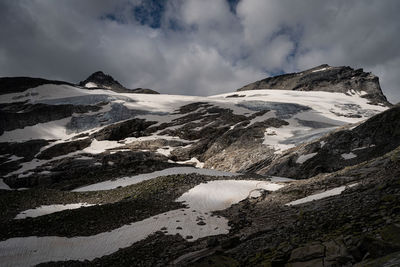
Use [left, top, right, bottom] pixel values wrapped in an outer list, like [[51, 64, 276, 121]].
[[237, 64, 391, 106], [79, 71, 159, 94], [0, 65, 399, 267]]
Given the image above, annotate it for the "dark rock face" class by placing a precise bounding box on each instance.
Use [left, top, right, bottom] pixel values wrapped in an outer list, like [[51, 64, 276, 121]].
[[79, 71, 126, 91], [0, 140, 50, 176], [79, 71, 159, 94], [0, 103, 101, 135], [237, 64, 391, 106], [130, 88, 159, 94], [37, 139, 92, 160], [91, 118, 157, 141], [0, 77, 72, 95], [0, 140, 50, 161]]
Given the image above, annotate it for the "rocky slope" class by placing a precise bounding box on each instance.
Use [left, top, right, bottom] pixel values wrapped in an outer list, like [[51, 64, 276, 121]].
[[0, 65, 399, 266], [237, 64, 391, 106], [249, 104, 400, 179]]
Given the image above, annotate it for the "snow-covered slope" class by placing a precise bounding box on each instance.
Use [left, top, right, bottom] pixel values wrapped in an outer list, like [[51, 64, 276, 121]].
[[0, 80, 387, 189]]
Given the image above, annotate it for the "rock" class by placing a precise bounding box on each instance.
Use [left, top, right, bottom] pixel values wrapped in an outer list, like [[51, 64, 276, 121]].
[[237, 64, 391, 106], [287, 258, 324, 267], [0, 76, 72, 95], [0, 103, 101, 134], [79, 71, 159, 94], [37, 138, 92, 160], [323, 239, 353, 265], [221, 237, 240, 249], [289, 243, 325, 262]]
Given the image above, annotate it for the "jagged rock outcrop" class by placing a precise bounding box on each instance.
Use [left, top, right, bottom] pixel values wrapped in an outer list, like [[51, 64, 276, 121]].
[[79, 71, 159, 94], [237, 64, 391, 106]]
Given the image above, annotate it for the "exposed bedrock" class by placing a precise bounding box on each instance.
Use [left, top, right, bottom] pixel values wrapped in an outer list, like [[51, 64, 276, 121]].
[[0, 103, 101, 134]]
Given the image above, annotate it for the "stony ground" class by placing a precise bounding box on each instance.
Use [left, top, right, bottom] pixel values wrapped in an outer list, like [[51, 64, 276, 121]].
[[3, 146, 397, 266]]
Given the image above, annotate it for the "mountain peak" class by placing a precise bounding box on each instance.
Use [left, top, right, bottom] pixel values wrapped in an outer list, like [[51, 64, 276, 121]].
[[237, 65, 391, 106], [79, 71, 125, 91], [78, 71, 159, 94]]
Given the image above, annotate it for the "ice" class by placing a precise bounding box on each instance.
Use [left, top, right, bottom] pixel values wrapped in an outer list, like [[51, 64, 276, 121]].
[[296, 153, 318, 164], [286, 183, 358, 206], [72, 167, 239, 192], [15, 203, 95, 219]]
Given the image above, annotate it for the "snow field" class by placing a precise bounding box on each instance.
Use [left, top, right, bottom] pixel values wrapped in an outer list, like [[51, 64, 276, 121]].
[[0, 179, 285, 266]]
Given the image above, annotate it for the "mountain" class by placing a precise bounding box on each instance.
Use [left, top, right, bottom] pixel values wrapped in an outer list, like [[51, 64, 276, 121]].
[[237, 64, 391, 106], [0, 65, 399, 266], [79, 71, 159, 94], [0, 77, 73, 95]]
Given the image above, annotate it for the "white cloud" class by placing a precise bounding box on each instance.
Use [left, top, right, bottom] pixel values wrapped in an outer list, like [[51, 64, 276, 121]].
[[0, 0, 399, 102]]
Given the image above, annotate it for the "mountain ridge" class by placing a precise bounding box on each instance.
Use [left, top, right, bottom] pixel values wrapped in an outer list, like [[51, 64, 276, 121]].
[[79, 71, 160, 94], [237, 64, 391, 106]]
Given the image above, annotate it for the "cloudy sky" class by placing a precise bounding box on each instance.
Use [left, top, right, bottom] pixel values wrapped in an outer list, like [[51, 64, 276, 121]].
[[1, 0, 399, 103]]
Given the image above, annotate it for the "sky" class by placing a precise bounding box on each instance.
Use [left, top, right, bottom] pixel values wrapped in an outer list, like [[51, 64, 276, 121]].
[[0, 0, 399, 103]]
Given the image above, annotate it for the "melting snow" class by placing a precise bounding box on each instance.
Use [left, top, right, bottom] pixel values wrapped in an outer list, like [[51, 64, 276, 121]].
[[72, 167, 238, 192], [156, 146, 174, 157], [311, 67, 329, 72], [296, 153, 318, 164], [341, 152, 357, 160], [286, 183, 358, 206], [0, 179, 11, 190], [0, 179, 284, 266], [176, 157, 205, 168], [84, 82, 97, 88], [15, 203, 95, 219], [83, 139, 123, 154]]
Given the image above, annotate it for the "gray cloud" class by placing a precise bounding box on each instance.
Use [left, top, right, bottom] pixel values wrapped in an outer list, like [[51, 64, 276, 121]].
[[0, 0, 399, 103]]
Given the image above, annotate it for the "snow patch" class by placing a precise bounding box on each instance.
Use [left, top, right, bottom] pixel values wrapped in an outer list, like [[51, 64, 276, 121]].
[[0, 179, 11, 190], [311, 67, 329, 72], [84, 82, 98, 88], [176, 157, 205, 168], [156, 146, 174, 157], [341, 152, 357, 160], [15, 203, 95, 219], [286, 183, 358, 206], [296, 153, 318, 164], [72, 167, 238, 192], [0, 180, 284, 266], [83, 139, 123, 154]]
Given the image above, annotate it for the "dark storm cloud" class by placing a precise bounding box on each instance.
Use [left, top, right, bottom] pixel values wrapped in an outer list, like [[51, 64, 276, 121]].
[[0, 0, 399, 103]]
